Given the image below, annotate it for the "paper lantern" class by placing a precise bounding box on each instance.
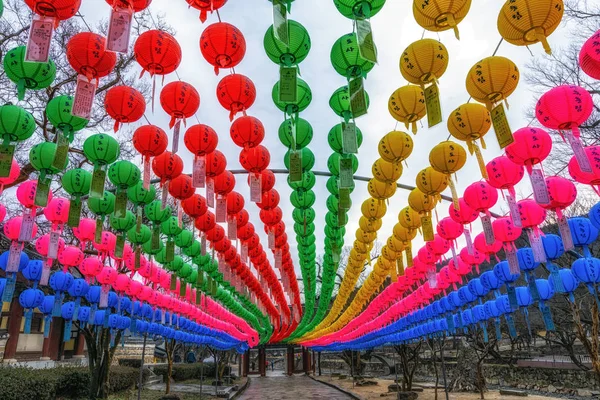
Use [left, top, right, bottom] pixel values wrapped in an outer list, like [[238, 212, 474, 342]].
[[263, 20, 311, 66], [497, 0, 563, 55], [230, 116, 265, 148], [466, 56, 519, 110], [30, 142, 68, 181], [580, 30, 600, 80], [447, 103, 491, 177], [368, 178, 396, 200], [568, 146, 600, 194], [160, 81, 200, 128], [104, 85, 146, 132], [25, 0, 81, 21], [329, 85, 370, 122], [169, 175, 195, 201], [133, 125, 168, 188], [152, 151, 184, 184], [46, 95, 89, 140], [372, 158, 402, 183], [362, 198, 386, 220], [66, 33, 116, 80], [408, 188, 437, 238], [105, 0, 151, 12], [186, 0, 227, 22], [280, 118, 313, 149], [518, 199, 548, 262], [400, 39, 448, 85], [464, 181, 498, 244], [216, 74, 256, 121], [0, 105, 36, 146], [416, 166, 448, 197], [199, 22, 246, 75], [134, 30, 181, 76], [4, 46, 56, 100], [378, 131, 414, 163], [240, 146, 270, 173], [272, 77, 312, 117], [330, 32, 376, 78], [413, 0, 471, 39], [205, 150, 227, 179], [388, 85, 426, 134], [333, 0, 386, 19]]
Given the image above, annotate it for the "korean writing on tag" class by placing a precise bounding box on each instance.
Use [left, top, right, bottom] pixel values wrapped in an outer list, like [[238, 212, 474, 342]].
[[356, 19, 377, 63], [506, 193, 522, 227], [40, 263, 51, 286], [424, 82, 442, 127], [529, 168, 550, 205], [206, 179, 215, 208], [268, 230, 275, 250], [565, 130, 593, 173], [143, 158, 151, 189], [527, 229, 547, 263], [228, 218, 237, 240], [289, 150, 303, 182], [491, 103, 514, 149], [349, 77, 368, 118], [421, 215, 434, 241], [177, 202, 183, 226], [161, 181, 169, 208], [558, 216, 575, 251], [0, 144, 15, 178], [506, 246, 520, 275], [464, 229, 474, 255], [90, 168, 106, 199], [48, 231, 61, 259], [26, 15, 54, 63], [250, 174, 262, 202], [193, 157, 206, 188], [406, 247, 413, 266], [200, 235, 206, 255], [67, 199, 82, 228], [72, 75, 96, 119], [339, 158, 354, 188], [342, 122, 358, 154], [275, 250, 282, 269], [6, 242, 23, 273], [473, 144, 488, 179], [481, 214, 495, 245], [107, 7, 133, 53], [19, 214, 35, 242], [215, 197, 227, 223], [52, 132, 70, 171], [272, 1, 289, 46], [172, 120, 181, 153], [241, 244, 248, 263], [339, 188, 351, 209], [279, 67, 297, 103]]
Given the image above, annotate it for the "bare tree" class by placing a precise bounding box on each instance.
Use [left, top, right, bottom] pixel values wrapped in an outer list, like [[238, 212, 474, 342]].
[[394, 340, 423, 391]]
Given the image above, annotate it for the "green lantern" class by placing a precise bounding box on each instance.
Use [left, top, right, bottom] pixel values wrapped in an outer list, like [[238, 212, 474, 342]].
[[108, 160, 141, 218], [46, 95, 89, 142], [175, 230, 194, 249], [0, 104, 35, 177], [264, 20, 311, 66], [83, 133, 120, 199], [161, 216, 183, 262], [328, 123, 364, 153], [329, 86, 370, 122], [294, 222, 315, 237], [333, 0, 386, 19], [326, 195, 340, 213], [142, 237, 163, 256], [29, 142, 68, 207], [0, 0, 3, 18], [272, 77, 312, 117], [88, 191, 116, 243], [290, 189, 315, 209], [292, 208, 315, 225], [327, 153, 358, 175], [284, 147, 314, 173], [4, 46, 56, 100], [297, 234, 315, 247], [182, 240, 201, 258], [288, 171, 315, 191], [146, 200, 172, 251], [127, 224, 151, 270], [127, 180, 156, 232], [61, 168, 92, 227], [278, 117, 313, 149], [109, 210, 136, 257], [330, 33, 375, 78], [326, 211, 348, 227]]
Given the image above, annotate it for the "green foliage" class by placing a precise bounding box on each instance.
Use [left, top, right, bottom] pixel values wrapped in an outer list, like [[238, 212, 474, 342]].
[[0, 366, 56, 400], [153, 363, 217, 382]]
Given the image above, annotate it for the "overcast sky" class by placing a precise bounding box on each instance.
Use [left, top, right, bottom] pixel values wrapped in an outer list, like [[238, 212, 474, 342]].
[[78, 1, 578, 297]]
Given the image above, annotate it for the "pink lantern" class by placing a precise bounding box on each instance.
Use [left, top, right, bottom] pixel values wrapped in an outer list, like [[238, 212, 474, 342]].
[[0, 204, 5, 224], [460, 246, 485, 274], [505, 127, 552, 205], [439, 265, 460, 290], [93, 231, 117, 259], [518, 199, 548, 262], [137, 285, 153, 303], [536, 85, 594, 173], [464, 181, 498, 245], [35, 233, 65, 258], [113, 274, 131, 293], [81, 257, 103, 282], [43, 198, 70, 264], [448, 257, 471, 279], [126, 280, 143, 299], [17, 180, 52, 238], [568, 145, 600, 194], [580, 30, 600, 80], [448, 198, 478, 253], [97, 266, 118, 307], [58, 245, 84, 272], [485, 155, 525, 225], [474, 231, 502, 262], [492, 217, 523, 274], [0, 159, 20, 195], [542, 176, 577, 249], [437, 217, 464, 264], [73, 218, 96, 249]]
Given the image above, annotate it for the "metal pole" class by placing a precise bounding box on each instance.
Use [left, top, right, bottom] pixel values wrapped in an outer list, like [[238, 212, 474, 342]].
[[215, 351, 219, 396], [137, 334, 147, 400], [439, 337, 450, 400], [200, 345, 204, 400]]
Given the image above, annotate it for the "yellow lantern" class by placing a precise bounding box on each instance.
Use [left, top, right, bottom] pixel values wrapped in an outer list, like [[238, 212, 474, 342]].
[[497, 0, 564, 55], [447, 103, 491, 178], [372, 158, 402, 183], [400, 39, 449, 85], [408, 188, 437, 241], [359, 217, 382, 233], [350, 248, 367, 262], [416, 166, 448, 197], [387, 235, 406, 253], [368, 178, 397, 200], [412, 0, 472, 39], [356, 228, 376, 244], [398, 206, 422, 230], [465, 56, 519, 110], [361, 197, 387, 220], [388, 85, 426, 134], [354, 239, 370, 254], [393, 224, 418, 243], [378, 131, 414, 163], [429, 140, 467, 206]]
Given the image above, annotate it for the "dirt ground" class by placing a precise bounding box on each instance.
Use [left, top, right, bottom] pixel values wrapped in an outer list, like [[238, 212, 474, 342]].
[[315, 376, 559, 400]]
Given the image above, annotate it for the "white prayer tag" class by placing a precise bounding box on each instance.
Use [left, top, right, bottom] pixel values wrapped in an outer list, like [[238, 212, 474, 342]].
[[565, 130, 593, 173], [481, 214, 495, 245], [250, 174, 262, 203], [558, 216, 575, 251], [464, 229, 474, 255], [6, 242, 22, 273], [216, 197, 227, 222], [19, 214, 35, 242], [107, 7, 133, 54], [529, 168, 550, 205], [47, 231, 61, 259], [206, 180, 215, 208], [506, 193, 522, 228], [72, 75, 96, 119], [193, 157, 206, 188], [26, 15, 54, 62]]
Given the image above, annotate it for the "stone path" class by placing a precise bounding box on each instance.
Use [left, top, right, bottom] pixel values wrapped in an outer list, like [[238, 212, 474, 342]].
[[238, 375, 352, 400]]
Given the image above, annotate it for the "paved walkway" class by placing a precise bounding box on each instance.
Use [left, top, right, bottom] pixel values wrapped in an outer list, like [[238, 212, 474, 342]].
[[238, 375, 352, 400]]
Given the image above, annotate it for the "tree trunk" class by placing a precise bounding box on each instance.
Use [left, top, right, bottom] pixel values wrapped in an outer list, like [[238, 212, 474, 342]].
[[449, 338, 480, 393], [165, 339, 175, 394], [84, 327, 121, 399]]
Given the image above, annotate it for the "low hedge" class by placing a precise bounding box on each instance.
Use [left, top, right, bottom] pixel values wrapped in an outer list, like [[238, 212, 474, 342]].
[[0, 365, 145, 400], [153, 362, 218, 382]]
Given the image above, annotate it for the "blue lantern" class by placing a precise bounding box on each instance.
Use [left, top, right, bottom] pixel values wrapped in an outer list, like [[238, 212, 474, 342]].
[[517, 248, 541, 301], [22, 260, 43, 287], [68, 279, 89, 322], [494, 261, 520, 310], [571, 257, 600, 310], [39, 295, 55, 338], [516, 287, 533, 337], [49, 271, 74, 317], [61, 301, 75, 342], [495, 295, 517, 339], [0, 250, 29, 302], [535, 279, 555, 331], [85, 286, 101, 323], [550, 269, 579, 303], [19, 288, 44, 334], [568, 217, 599, 257], [542, 234, 566, 292]]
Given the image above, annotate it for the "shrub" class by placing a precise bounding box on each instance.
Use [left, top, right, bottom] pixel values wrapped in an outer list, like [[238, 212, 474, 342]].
[[152, 362, 216, 382], [54, 368, 90, 399], [108, 366, 142, 393], [0, 367, 56, 400], [118, 358, 142, 368]]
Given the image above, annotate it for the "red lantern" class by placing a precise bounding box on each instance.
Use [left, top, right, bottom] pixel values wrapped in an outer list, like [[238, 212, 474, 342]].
[[206, 225, 225, 242], [226, 192, 245, 215], [195, 212, 216, 232], [186, 0, 227, 22], [205, 150, 227, 178], [230, 116, 264, 148], [213, 237, 230, 252], [237, 223, 255, 241], [217, 74, 256, 121], [236, 209, 249, 228], [66, 32, 116, 80], [160, 81, 200, 128], [134, 30, 181, 77], [152, 151, 183, 184], [257, 190, 280, 210], [105, 0, 151, 12], [133, 125, 168, 188], [247, 169, 275, 193], [184, 124, 218, 157], [240, 146, 270, 173], [25, 0, 81, 22], [199, 22, 246, 75], [168, 175, 195, 201], [260, 207, 282, 226], [213, 171, 235, 196], [182, 194, 208, 219], [104, 85, 146, 132]]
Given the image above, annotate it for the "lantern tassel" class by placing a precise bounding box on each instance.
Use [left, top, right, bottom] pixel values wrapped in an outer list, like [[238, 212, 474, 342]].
[[200, 9, 208, 22], [536, 31, 552, 55]]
